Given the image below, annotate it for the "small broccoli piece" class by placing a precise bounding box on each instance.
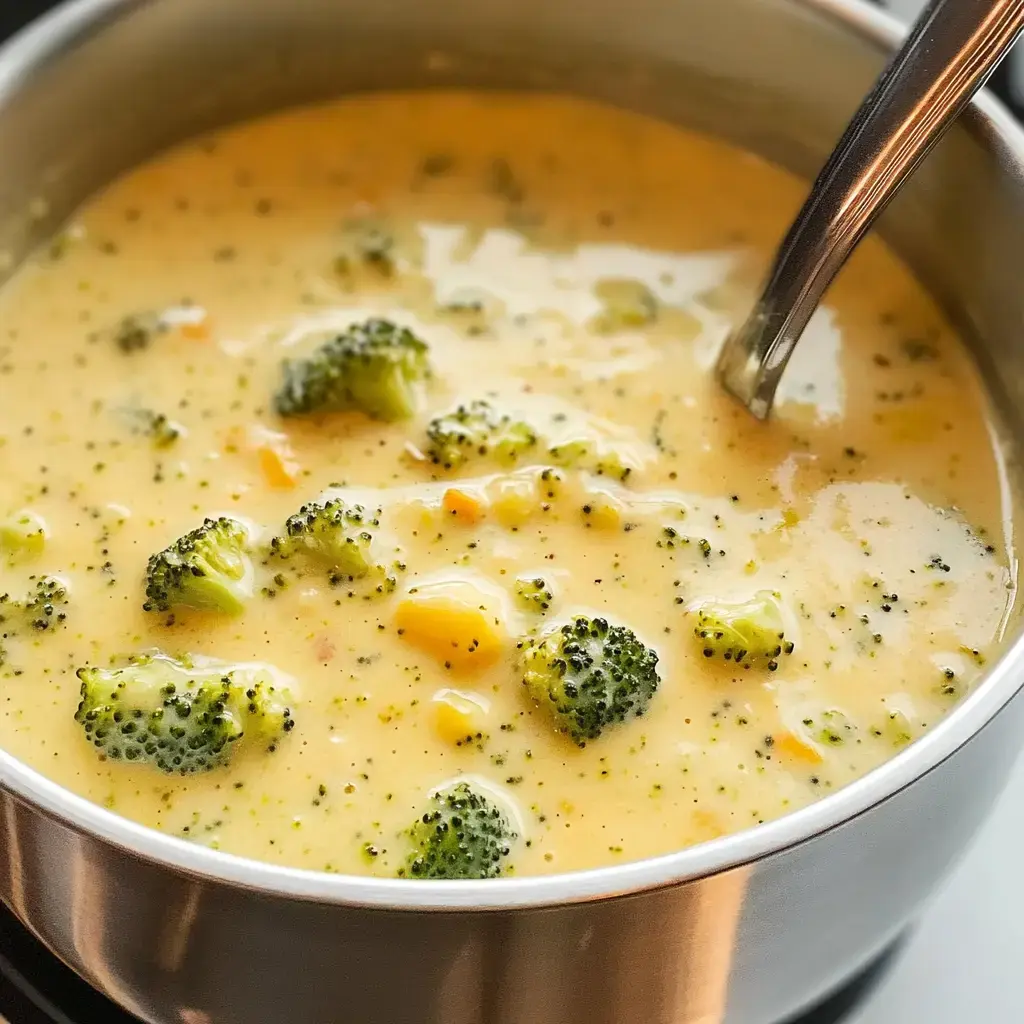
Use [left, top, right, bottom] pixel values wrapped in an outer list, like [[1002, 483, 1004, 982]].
[[817, 709, 856, 746], [144, 517, 253, 615], [875, 708, 912, 747], [521, 615, 660, 746], [334, 218, 396, 279], [692, 590, 793, 668], [547, 439, 633, 483], [113, 311, 167, 353], [274, 318, 430, 421], [590, 278, 659, 334], [20, 576, 69, 632], [425, 400, 538, 470], [128, 409, 185, 448], [75, 653, 295, 774], [514, 576, 554, 614], [268, 498, 396, 588], [401, 781, 517, 879], [0, 576, 69, 640], [0, 510, 48, 565]]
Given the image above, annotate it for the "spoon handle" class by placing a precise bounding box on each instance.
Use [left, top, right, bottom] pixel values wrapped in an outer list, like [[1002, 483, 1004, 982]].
[[716, 0, 1024, 419]]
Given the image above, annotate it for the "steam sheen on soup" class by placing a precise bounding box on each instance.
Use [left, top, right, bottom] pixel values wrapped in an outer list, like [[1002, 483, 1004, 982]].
[[0, 93, 1013, 878]]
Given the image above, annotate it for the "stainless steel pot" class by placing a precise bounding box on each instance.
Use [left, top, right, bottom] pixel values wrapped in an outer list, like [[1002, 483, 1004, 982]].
[[1, 1, 1023, 1022]]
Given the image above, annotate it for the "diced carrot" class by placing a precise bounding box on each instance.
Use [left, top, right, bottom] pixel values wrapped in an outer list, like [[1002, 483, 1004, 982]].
[[442, 488, 484, 524], [178, 310, 211, 341], [258, 444, 300, 489], [773, 731, 824, 764]]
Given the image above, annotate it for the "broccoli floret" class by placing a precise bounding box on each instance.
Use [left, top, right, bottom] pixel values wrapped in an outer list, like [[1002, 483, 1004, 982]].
[[874, 708, 912, 747], [0, 576, 70, 640], [520, 615, 660, 746], [333, 218, 396, 279], [437, 288, 492, 336], [514, 575, 554, 614], [590, 278, 659, 334], [20, 576, 69, 631], [1, 576, 64, 671], [74, 653, 295, 774], [401, 781, 517, 879], [0, 510, 48, 565], [113, 311, 167, 353], [817, 708, 856, 746], [692, 590, 794, 668], [274, 318, 430, 421], [423, 402, 637, 480], [425, 400, 538, 470], [128, 408, 185, 448], [268, 499, 397, 589], [547, 439, 633, 483], [144, 517, 253, 615]]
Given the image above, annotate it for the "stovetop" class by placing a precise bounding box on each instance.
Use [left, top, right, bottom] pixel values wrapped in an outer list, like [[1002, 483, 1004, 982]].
[[0, 1, 1022, 1022], [0, 902, 137, 1023]]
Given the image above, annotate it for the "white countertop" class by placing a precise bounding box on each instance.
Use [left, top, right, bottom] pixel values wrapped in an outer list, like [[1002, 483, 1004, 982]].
[[848, 750, 1024, 1022]]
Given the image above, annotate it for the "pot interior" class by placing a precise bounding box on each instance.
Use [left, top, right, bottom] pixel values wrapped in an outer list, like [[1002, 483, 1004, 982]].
[[2, 0, 1024, 432], [0, 0, 1022, 893]]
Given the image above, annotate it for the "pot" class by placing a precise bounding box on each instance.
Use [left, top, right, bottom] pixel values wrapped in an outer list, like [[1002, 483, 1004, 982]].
[[1, 1, 1023, 1022]]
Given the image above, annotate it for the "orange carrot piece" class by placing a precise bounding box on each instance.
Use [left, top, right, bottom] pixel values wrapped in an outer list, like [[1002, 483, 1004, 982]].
[[258, 444, 300, 489], [178, 309, 211, 341], [442, 488, 484, 524], [773, 731, 824, 764]]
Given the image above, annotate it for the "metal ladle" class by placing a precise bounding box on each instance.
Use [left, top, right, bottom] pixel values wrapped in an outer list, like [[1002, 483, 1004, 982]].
[[716, 0, 1024, 420]]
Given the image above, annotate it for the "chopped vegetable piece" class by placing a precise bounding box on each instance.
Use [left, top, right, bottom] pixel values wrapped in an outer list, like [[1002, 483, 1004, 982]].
[[75, 652, 295, 774], [441, 488, 484, 524], [143, 517, 254, 615], [395, 578, 506, 673], [520, 615, 660, 745], [432, 688, 490, 746], [274, 318, 430, 421], [401, 781, 517, 879], [258, 444, 300, 489], [514, 576, 554, 614], [692, 590, 793, 668], [0, 510, 48, 565], [269, 498, 395, 588], [425, 400, 537, 470], [590, 277, 658, 333]]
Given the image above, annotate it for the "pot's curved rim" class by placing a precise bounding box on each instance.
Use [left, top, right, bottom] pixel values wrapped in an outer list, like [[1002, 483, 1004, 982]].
[[1, 0, 1023, 912]]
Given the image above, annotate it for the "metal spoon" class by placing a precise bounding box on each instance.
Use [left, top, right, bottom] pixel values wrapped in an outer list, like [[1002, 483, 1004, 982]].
[[715, 0, 1024, 420]]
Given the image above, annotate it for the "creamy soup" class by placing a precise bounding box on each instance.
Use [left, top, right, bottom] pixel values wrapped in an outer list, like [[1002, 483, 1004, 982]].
[[0, 92, 1013, 878]]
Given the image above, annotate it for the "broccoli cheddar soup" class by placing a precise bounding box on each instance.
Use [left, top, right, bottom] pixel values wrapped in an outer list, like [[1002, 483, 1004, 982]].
[[0, 92, 1014, 879]]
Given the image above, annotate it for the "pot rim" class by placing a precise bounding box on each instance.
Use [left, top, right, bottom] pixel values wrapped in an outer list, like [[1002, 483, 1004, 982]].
[[1, 0, 1023, 912]]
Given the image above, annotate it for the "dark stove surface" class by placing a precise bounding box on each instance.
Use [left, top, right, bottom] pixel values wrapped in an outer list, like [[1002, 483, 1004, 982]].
[[0, 902, 139, 1024]]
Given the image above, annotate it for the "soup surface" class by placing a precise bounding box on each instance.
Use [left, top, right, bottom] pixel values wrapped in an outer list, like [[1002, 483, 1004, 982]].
[[0, 92, 1014, 878]]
